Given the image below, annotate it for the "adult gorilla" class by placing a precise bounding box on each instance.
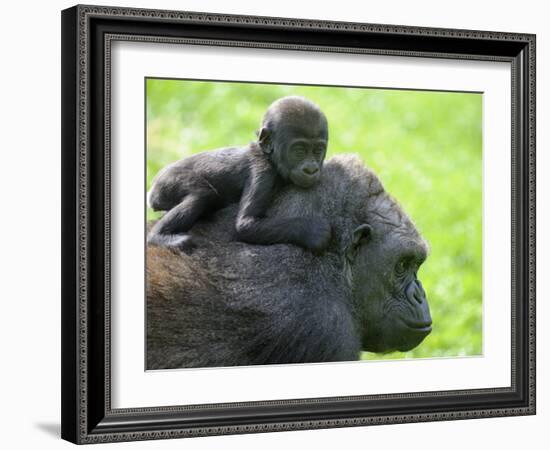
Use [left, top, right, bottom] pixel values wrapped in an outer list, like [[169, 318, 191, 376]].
[[146, 155, 432, 369]]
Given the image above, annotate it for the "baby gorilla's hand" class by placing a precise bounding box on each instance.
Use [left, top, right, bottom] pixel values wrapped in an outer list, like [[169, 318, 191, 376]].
[[303, 219, 332, 253], [172, 234, 196, 254]]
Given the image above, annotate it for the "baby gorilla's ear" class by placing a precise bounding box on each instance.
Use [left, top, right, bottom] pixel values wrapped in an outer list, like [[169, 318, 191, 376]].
[[257, 127, 273, 154], [346, 223, 373, 262]]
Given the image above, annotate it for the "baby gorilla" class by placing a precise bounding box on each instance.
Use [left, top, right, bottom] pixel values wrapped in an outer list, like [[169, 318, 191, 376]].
[[147, 96, 331, 253]]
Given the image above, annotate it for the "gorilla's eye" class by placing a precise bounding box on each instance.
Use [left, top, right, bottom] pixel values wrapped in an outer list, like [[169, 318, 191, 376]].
[[313, 145, 325, 157], [291, 146, 306, 159], [395, 259, 408, 275]]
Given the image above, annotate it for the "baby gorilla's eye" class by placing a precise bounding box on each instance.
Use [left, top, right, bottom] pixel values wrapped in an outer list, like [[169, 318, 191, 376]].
[[313, 145, 325, 157], [291, 144, 306, 158]]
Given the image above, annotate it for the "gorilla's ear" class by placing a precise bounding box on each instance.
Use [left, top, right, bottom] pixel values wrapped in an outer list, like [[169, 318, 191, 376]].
[[347, 223, 373, 261], [257, 127, 273, 154]]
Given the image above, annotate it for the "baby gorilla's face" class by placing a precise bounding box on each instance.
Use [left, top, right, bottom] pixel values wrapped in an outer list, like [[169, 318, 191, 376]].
[[261, 96, 329, 188], [283, 132, 327, 188]]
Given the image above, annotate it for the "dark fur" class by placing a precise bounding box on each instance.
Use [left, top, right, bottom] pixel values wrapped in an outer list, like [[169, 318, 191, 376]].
[[146, 155, 432, 369], [147, 96, 330, 252]]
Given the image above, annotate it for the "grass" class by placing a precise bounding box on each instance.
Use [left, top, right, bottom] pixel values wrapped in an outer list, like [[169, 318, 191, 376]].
[[146, 78, 483, 360]]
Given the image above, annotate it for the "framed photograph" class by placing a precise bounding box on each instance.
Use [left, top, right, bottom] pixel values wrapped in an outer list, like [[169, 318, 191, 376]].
[[61, 4, 536, 444]]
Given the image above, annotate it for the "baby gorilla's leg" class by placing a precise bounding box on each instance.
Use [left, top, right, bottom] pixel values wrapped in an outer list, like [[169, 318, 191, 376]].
[[147, 191, 219, 253]]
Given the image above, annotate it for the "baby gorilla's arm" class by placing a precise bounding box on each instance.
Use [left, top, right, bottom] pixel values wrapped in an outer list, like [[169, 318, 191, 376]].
[[235, 166, 331, 252]]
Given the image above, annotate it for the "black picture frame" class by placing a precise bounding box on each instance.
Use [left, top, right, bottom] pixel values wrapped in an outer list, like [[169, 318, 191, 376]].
[[61, 4, 536, 444]]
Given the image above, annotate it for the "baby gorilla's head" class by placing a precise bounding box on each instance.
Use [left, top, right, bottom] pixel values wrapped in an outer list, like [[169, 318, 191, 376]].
[[258, 96, 328, 188]]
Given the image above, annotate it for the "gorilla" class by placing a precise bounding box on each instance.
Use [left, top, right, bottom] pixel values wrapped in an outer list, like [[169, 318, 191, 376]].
[[147, 96, 331, 253], [146, 154, 432, 369]]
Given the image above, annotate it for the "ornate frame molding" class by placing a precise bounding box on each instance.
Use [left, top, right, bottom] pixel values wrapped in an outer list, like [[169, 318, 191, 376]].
[[61, 4, 536, 444]]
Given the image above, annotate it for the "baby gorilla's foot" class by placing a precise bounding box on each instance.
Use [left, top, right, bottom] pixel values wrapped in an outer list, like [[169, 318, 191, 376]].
[[147, 233, 196, 254], [170, 234, 196, 254]]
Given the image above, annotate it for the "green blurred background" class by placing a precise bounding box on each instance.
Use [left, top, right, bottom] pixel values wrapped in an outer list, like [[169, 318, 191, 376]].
[[146, 78, 483, 360]]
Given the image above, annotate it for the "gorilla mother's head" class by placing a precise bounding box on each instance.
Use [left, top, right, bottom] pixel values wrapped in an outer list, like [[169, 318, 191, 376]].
[[268, 154, 432, 354]]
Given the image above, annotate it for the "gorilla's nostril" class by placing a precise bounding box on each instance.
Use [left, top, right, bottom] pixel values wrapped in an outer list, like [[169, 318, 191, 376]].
[[303, 166, 319, 176], [413, 281, 426, 304]]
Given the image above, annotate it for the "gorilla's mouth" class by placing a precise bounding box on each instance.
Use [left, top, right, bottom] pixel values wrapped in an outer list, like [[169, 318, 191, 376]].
[[290, 171, 320, 188], [296, 176, 319, 188], [389, 319, 432, 352], [402, 319, 432, 334]]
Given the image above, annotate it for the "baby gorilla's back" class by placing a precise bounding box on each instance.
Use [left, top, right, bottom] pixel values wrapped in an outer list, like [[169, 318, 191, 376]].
[[148, 146, 249, 212]]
